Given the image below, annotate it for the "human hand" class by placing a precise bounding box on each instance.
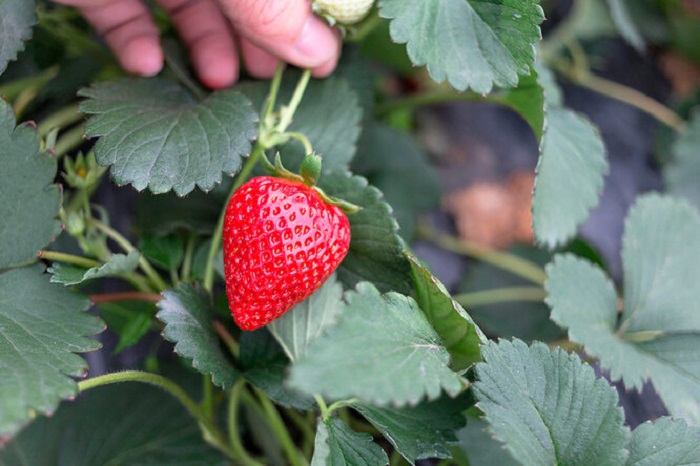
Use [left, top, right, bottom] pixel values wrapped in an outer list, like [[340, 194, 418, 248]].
[[54, 0, 342, 89]]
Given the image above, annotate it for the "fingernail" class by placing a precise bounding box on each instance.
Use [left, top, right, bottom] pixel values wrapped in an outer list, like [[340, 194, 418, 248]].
[[293, 16, 338, 66]]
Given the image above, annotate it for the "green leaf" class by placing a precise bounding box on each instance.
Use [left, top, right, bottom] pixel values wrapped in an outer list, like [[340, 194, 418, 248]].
[[0, 100, 61, 268], [546, 194, 700, 424], [239, 329, 314, 410], [627, 417, 700, 466], [456, 416, 520, 466], [139, 233, 184, 270], [353, 394, 471, 464], [0, 380, 228, 465], [473, 339, 629, 466], [136, 179, 232, 236], [664, 110, 700, 211], [351, 124, 441, 241], [319, 172, 411, 294], [532, 108, 608, 248], [606, 0, 645, 51], [406, 251, 486, 371], [289, 282, 464, 406], [156, 285, 239, 389], [0, 0, 36, 75], [238, 74, 362, 174], [378, 0, 544, 93], [48, 251, 140, 285], [0, 265, 103, 439], [78, 78, 257, 195], [311, 417, 389, 466], [97, 300, 155, 354], [491, 67, 545, 141], [268, 274, 343, 363]]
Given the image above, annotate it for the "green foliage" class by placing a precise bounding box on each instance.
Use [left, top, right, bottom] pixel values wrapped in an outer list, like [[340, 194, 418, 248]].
[[48, 251, 140, 285], [627, 417, 700, 466], [406, 252, 486, 370], [379, 0, 544, 93], [0, 0, 36, 74], [289, 282, 464, 406], [664, 109, 700, 211], [268, 274, 343, 362], [312, 417, 389, 466], [0, 100, 61, 268], [532, 107, 608, 248], [353, 394, 471, 464], [547, 195, 700, 424], [3, 0, 700, 463], [157, 285, 239, 389], [238, 75, 362, 174], [351, 124, 441, 241], [0, 265, 103, 438], [0, 380, 228, 465], [79, 79, 258, 195], [473, 339, 629, 466], [319, 172, 411, 294]]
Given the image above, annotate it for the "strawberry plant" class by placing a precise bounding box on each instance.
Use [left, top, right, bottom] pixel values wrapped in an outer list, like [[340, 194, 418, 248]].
[[2, 0, 700, 465]]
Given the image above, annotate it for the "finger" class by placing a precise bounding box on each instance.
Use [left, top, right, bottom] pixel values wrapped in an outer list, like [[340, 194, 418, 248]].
[[215, 0, 341, 71], [75, 0, 163, 76], [240, 38, 280, 79], [157, 0, 239, 89]]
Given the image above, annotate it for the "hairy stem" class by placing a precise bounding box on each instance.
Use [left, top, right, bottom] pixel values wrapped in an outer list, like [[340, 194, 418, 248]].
[[254, 388, 308, 466], [88, 291, 163, 304], [453, 286, 547, 308], [38, 104, 83, 137], [417, 222, 547, 286], [228, 380, 265, 466], [88, 218, 168, 292], [78, 371, 236, 459], [38, 250, 101, 268]]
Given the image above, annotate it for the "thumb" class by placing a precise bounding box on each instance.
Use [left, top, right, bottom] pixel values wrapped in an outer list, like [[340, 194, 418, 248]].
[[216, 0, 340, 69]]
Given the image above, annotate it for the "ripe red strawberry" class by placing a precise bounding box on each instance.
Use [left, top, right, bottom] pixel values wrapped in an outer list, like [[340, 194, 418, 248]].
[[223, 176, 351, 331]]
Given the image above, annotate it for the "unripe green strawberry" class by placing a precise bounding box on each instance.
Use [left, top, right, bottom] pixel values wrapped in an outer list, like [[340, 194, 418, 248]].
[[314, 0, 374, 25], [223, 176, 351, 331]]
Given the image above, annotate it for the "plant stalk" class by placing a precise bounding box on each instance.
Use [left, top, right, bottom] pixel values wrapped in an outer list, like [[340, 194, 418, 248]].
[[453, 286, 547, 308]]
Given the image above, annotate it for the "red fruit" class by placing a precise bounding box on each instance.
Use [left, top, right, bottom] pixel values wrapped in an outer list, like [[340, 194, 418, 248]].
[[223, 176, 351, 331]]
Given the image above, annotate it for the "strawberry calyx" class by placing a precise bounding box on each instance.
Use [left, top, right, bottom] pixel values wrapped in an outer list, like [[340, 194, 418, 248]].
[[261, 152, 361, 214]]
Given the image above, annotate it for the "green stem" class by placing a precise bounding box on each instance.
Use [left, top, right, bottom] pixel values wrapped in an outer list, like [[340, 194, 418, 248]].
[[202, 374, 214, 417], [181, 234, 196, 282], [277, 68, 312, 132], [38, 104, 83, 137], [453, 286, 546, 308], [254, 389, 307, 466], [547, 58, 685, 132], [264, 62, 286, 121], [375, 91, 483, 118], [346, 12, 383, 42], [78, 371, 236, 459], [315, 394, 331, 421], [214, 321, 240, 359], [38, 250, 101, 269], [88, 218, 169, 292], [285, 408, 316, 458], [0, 66, 58, 101], [286, 132, 314, 155], [228, 380, 265, 466], [417, 222, 547, 286], [54, 124, 87, 158]]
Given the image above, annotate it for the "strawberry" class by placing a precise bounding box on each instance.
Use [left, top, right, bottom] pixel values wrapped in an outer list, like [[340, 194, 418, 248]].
[[223, 176, 351, 331], [313, 0, 374, 25]]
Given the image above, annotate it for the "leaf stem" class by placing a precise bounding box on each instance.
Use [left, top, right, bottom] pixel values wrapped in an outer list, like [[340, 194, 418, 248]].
[[87, 218, 169, 292], [286, 131, 314, 154], [278, 69, 312, 133], [88, 291, 163, 304], [416, 222, 547, 286], [453, 286, 546, 308], [228, 380, 265, 466], [214, 320, 240, 359], [549, 59, 685, 132], [375, 91, 482, 118], [38, 104, 83, 137], [54, 124, 87, 158], [38, 250, 101, 269], [254, 388, 308, 466], [181, 234, 196, 282], [77, 370, 236, 459]]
